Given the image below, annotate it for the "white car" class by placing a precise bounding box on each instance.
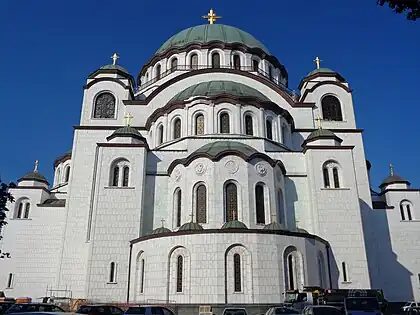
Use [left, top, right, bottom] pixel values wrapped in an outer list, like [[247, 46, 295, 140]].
[[402, 302, 420, 312]]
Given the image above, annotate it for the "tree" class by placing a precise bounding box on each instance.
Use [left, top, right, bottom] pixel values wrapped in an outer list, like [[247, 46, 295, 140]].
[[378, 0, 420, 20], [0, 179, 16, 240]]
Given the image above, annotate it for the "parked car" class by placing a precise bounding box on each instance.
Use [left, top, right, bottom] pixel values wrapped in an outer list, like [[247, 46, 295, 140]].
[[5, 304, 64, 314], [302, 305, 342, 315], [0, 302, 15, 315], [264, 307, 300, 315], [402, 303, 420, 312], [124, 306, 176, 315], [222, 308, 247, 315], [76, 305, 124, 315]]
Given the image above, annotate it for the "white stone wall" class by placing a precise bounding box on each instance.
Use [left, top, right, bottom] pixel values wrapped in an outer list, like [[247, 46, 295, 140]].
[[128, 232, 329, 304]]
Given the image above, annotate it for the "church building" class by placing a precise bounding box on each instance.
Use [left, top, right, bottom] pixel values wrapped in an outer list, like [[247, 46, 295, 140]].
[[1, 10, 419, 305]]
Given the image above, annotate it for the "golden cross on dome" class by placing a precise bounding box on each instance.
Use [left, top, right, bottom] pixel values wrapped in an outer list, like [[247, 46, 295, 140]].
[[389, 164, 394, 176], [124, 111, 134, 126], [313, 56, 321, 69], [34, 160, 39, 172], [111, 53, 120, 66], [315, 115, 323, 129], [202, 9, 222, 24], [161, 218, 165, 228]]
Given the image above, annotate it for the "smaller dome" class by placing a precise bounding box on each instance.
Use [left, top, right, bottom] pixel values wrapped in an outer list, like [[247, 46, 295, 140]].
[[18, 171, 49, 185], [178, 221, 204, 231], [151, 227, 172, 235], [100, 64, 130, 74], [306, 128, 337, 142], [263, 221, 283, 231], [306, 67, 335, 77], [379, 175, 410, 188], [107, 126, 145, 141], [221, 220, 248, 229]]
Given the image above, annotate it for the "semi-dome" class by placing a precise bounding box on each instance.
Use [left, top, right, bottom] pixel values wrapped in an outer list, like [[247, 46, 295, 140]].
[[306, 67, 335, 77], [221, 220, 248, 229], [100, 64, 130, 74], [18, 171, 49, 185], [151, 226, 172, 235], [306, 128, 337, 142], [169, 80, 270, 104], [178, 221, 204, 231], [157, 24, 270, 55], [194, 141, 259, 157], [379, 175, 410, 188], [107, 126, 145, 141]]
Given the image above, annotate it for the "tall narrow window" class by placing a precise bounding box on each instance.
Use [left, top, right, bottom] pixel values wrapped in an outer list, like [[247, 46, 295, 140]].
[[156, 64, 161, 80], [281, 125, 288, 145], [173, 118, 181, 139], [195, 114, 205, 135], [196, 185, 207, 224], [233, 254, 241, 292], [122, 166, 129, 187], [64, 167, 70, 183], [190, 54, 198, 70], [140, 259, 145, 294], [255, 184, 265, 224], [170, 58, 178, 71], [252, 60, 259, 71], [342, 262, 348, 282], [322, 95, 343, 121], [407, 204, 413, 221], [323, 167, 330, 188], [93, 92, 116, 119], [56, 169, 61, 185], [400, 204, 406, 221], [333, 168, 340, 188], [233, 55, 241, 70], [7, 273, 13, 288], [17, 203, 23, 219], [112, 166, 119, 187], [268, 66, 273, 80], [211, 53, 220, 68], [175, 189, 182, 227], [277, 189, 285, 224], [245, 115, 253, 136], [266, 119, 273, 140], [288, 255, 295, 290], [158, 125, 164, 145], [24, 203, 30, 219], [176, 255, 183, 293], [109, 262, 116, 283], [220, 113, 230, 133], [225, 183, 238, 222]]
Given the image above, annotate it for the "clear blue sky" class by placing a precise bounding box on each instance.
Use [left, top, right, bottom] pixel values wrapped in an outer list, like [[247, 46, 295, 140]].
[[1, 0, 419, 190]]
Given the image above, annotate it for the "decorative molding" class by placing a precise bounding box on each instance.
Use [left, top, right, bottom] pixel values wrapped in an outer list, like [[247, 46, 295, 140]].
[[302, 145, 355, 153], [294, 128, 364, 133], [11, 186, 50, 193], [299, 81, 351, 101], [97, 143, 150, 150], [225, 160, 239, 174], [255, 163, 267, 177], [173, 168, 182, 182], [84, 77, 135, 99], [195, 163, 207, 175], [298, 72, 346, 90], [73, 125, 147, 131]]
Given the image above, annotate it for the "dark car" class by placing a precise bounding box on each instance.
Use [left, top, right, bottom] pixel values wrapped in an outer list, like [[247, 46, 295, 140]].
[[5, 304, 64, 314], [264, 307, 300, 315], [302, 305, 342, 315], [0, 302, 15, 315], [124, 306, 175, 315], [76, 305, 124, 315]]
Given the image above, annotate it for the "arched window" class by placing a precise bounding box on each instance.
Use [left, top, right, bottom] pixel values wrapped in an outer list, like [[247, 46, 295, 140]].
[[220, 112, 230, 133], [56, 168, 61, 185], [211, 52, 220, 68], [158, 125, 164, 145], [255, 184, 265, 224], [64, 166, 70, 183], [196, 185, 207, 224], [342, 261, 348, 282], [122, 166, 129, 187], [266, 119, 273, 140], [400, 201, 413, 221], [323, 167, 330, 188], [233, 55, 241, 70], [252, 60, 259, 72], [24, 203, 30, 219], [156, 64, 161, 80], [112, 166, 119, 187], [323, 161, 341, 189], [173, 118, 181, 139], [170, 58, 178, 71], [268, 66, 273, 80], [281, 125, 288, 145], [190, 54, 198, 70], [93, 92, 116, 119], [225, 183, 238, 222], [140, 259, 145, 294], [176, 255, 183, 292], [277, 189, 285, 225], [195, 114, 205, 135], [17, 203, 23, 219], [175, 189, 182, 227], [288, 255, 295, 290], [245, 115, 253, 136], [284, 246, 304, 291], [109, 262, 117, 283], [233, 253, 241, 292], [322, 95, 343, 121], [333, 167, 340, 188]]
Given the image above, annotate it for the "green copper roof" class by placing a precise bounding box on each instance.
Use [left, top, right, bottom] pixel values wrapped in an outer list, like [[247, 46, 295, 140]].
[[178, 221, 204, 231], [194, 141, 259, 157], [306, 67, 335, 77], [108, 126, 145, 141], [151, 226, 172, 235], [18, 171, 49, 185], [100, 64, 130, 74], [380, 175, 409, 188], [170, 80, 270, 103], [263, 221, 283, 231], [157, 24, 270, 54], [306, 128, 337, 141], [222, 220, 248, 229]]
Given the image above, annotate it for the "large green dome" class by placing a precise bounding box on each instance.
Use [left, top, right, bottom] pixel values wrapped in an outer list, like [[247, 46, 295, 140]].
[[157, 24, 270, 54]]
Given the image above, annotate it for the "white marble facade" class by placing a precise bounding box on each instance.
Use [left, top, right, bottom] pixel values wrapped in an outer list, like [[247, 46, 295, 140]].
[[1, 22, 419, 304]]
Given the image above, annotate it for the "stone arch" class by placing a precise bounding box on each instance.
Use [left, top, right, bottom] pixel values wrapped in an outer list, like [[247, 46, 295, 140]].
[[167, 246, 191, 303], [283, 245, 304, 290], [134, 250, 146, 298]]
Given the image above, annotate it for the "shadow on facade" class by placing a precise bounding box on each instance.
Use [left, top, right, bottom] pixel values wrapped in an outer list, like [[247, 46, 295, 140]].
[[360, 198, 413, 302], [284, 177, 297, 230], [327, 247, 340, 289]]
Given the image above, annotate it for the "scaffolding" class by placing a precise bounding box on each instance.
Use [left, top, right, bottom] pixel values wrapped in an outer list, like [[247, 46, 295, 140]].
[[44, 285, 73, 310]]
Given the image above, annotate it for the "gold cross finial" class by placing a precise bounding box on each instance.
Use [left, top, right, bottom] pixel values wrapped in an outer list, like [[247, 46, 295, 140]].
[[161, 218, 165, 228], [34, 160, 39, 172], [202, 9, 222, 24], [389, 164, 394, 176], [315, 115, 323, 129], [313, 56, 321, 69], [111, 53, 120, 66], [124, 111, 134, 126]]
